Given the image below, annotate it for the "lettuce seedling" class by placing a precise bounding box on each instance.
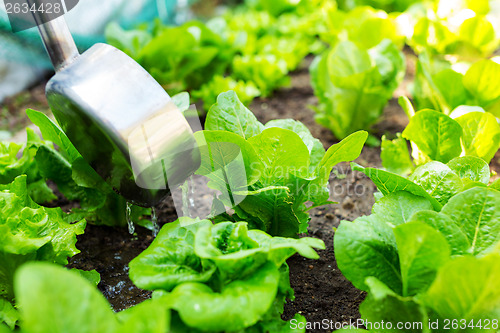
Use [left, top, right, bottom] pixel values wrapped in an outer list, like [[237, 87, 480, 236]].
[[10, 260, 305, 333], [107, 21, 234, 96], [338, 0, 420, 12], [232, 54, 290, 97], [381, 98, 500, 174], [0, 176, 86, 328], [408, 1, 500, 58], [129, 218, 323, 332], [13, 262, 169, 333], [311, 39, 405, 140], [320, 6, 405, 50], [335, 157, 500, 329], [0, 129, 57, 204], [193, 75, 260, 111], [195, 91, 367, 237], [413, 55, 500, 116]]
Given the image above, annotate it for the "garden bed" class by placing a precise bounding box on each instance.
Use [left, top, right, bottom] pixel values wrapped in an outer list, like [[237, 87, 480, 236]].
[[3, 52, 500, 333]]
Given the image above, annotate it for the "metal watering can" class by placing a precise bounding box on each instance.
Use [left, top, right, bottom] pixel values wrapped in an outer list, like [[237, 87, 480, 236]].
[[28, 1, 201, 207]]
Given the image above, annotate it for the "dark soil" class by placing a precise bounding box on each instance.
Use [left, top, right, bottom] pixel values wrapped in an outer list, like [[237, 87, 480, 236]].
[[0, 80, 50, 139]]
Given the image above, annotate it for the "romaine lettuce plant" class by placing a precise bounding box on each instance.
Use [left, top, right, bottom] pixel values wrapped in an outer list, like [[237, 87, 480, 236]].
[[129, 217, 323, 332], [335, 157, 500, 331], [106, 3, 319, 111], [413, 55, 500, 116], [311, 39, 405, 140], [193, 75, 260, 111], [381, 98, 500, 175], [107, 21, 234, 96], [320, 6, 405, 50], [9, 259, 306, 333], [406, 0, 500, 58], [338, 0, 420, 12], [195, 91, 367, 237]]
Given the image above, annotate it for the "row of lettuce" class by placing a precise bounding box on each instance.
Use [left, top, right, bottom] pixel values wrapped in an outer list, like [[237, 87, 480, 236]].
[[106, 0, 500, 144], [313, 7, 500, 326]]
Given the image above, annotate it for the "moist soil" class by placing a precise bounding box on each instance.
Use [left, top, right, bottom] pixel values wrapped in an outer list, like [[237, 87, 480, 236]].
[[3, 52, 500, 332]]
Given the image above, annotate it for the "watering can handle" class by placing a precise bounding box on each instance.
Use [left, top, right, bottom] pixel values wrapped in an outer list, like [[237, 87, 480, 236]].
[[28, 0, 79, 71]]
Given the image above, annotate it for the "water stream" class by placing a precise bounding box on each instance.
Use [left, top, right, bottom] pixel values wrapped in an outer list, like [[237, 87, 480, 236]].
[[126, 202, 135, 234], [151, 207, 159, 237], [180, 176, 196, 217]]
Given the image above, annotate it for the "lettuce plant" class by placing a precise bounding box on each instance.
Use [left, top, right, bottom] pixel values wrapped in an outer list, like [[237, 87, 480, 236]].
[[11, 262, 170, 333], [193, 75, 260, 111], [129, 217, 323, 332], [338, 0, 420, 12], [335, 157, 500, 331], [413, 55, 500, 116], [0, 129, 57, 204], [407, 0, 500, 58], [106, 2, 319, 111], [311, 39, 405, 140], [320, 6, 405, 50], [232, 54, 290, 97], [195, 91, 367, 237], [9, 259, 306, 333], [381, 98, 500, 175], [107, 21, 234, 96], [0, 176, 86, 328]]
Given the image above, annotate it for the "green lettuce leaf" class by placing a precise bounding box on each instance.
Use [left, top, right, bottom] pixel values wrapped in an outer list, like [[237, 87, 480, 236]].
[[408, 161, 463, 205], [0, 176, 85, 302], [402, 109, 463, 164], [205, 91, 264, 139], [421, 253, 500, 324], [447, 156, 490, 185], [0, 298, 17, 330], [455, 111, 500, 163], [334, 191, 434, 294], [15, 263, 170, 333], [359, 277, 426, 332], [394, 222, 451, 296], [439, 187, 500, 256], [168, 262, 280, 332], [0, 129, 57, 204], [352, 163, 442, 210], [381, 134, 414, 176], [194, 222, 324, 283], [129, 218, 216, 291]]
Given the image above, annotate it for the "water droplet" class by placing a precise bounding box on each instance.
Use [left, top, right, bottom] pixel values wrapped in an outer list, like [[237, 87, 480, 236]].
[[126, 202, 135, 234], [151, 207, 159, 237], [189, 176, 196, 211], [180, 177, 193, 217]]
